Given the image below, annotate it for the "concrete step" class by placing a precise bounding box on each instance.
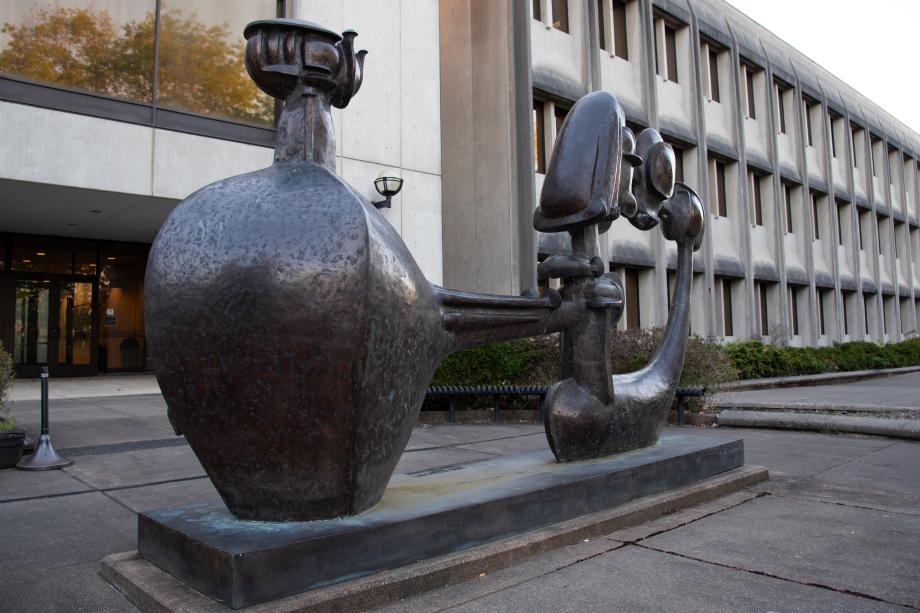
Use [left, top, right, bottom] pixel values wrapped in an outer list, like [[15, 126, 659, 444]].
[[717, 409, 920, 440]]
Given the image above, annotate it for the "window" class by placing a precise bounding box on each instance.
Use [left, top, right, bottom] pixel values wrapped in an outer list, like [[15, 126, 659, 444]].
[[804, 98, 818, 147], [742, 64, 758, 119], [858, 208, 869, 250], [654, 17, 679, 83], [756, 282, 769, 336], [812, 193, 821, 240], [864, 293, 874, 335], [836, 200, 849, 246], [842, 291, 851, 336], [701, 41, 721, 102], [789, 286, 801, 336], [0, 1, 278, 129], [673, 146, 684, 183], [818, 289, 828, 336], [830, 112, 844, 159], [554, 104, 568, 133], [877, 214, 887, 255], [851, 125, 863, 169], [783, 183, 794, 234], [600, 0, 629, 60], [552, 0, 569, 32], [625, 267, 641, 330], [775, 80, 790, 134], [721, 278, 734, 337], [533, 0, 541, 20], [533, 100, 546, 173], [749, 172, 763, 226], [711, 159, 727, 217], [871, 136, 882, 177], [612, 0, 629, 59]]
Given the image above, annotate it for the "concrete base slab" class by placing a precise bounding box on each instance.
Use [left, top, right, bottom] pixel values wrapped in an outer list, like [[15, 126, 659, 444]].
[[104, 463, 767, 612], [102, 433, 765, 611], [719, 409, 920, 439]]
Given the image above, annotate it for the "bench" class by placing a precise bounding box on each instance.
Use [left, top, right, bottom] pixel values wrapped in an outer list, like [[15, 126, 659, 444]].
[[425, 385, 549, 423], [674, 386, 706, 425]]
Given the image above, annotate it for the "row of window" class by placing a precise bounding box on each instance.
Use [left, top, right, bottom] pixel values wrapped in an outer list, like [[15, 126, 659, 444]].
[[533, 104, 920, 262], [536, 1, 920, 206], [591, 264, 917, 339]]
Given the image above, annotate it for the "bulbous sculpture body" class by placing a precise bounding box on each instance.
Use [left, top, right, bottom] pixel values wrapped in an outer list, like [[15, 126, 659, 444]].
[[145, 161, 444, 520]]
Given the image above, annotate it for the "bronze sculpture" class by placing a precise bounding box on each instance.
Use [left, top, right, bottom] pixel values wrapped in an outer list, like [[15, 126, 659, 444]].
[[144, 18, 705, 521]]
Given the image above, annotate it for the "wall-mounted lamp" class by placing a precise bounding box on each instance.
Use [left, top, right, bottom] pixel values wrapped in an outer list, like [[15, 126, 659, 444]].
[[372, 173, 404, 209]]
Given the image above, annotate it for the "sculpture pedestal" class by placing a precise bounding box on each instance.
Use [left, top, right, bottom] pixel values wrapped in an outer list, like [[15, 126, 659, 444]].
[[110, 434, 752, 610]]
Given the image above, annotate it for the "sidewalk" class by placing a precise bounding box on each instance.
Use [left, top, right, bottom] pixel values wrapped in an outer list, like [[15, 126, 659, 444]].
[[711, 371, 920, 440], [9, 373, 161, 402], [0, 391, 918, 611]]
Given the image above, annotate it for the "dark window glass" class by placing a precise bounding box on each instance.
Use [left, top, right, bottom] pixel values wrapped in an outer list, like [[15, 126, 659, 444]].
[[851, 128, 859, 167], [784, 184, 793, 233], [596, 0, 605, 50], [11, 245, 71, 274], [751, 174, 763, 226], [783, 184, 792, 234], [0, 1, 156, 103], [745, 67, 756, 118], [708, 49, 720, 101], [877, 215, 884, 254], [533, 0, 541, 20], [759, 283, 768, 336], [665, 26, 677, 82], [625, 268, 640, 330], [805, 101, 815, 146], [864, 295, 870, 334], [812, 194, 821, 240], [858, 210, 866, 250], [830, 118, 839, 158], [716, 161, 727, 216], [533, 100, 546, 173], [551, 0, 568, 32], [819, 290, 826, 335], [837, 201, 846, 245], [612, 0, 628, 60], [842, 292, 850, 335], [554, 104, 568, 134], [776, 84, 786, 133], [722, 280, 733, 336], [157, 0, 275, 126], [790, 287, 800, 336]]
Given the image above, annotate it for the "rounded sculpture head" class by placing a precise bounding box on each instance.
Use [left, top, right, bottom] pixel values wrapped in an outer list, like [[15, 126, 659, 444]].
[[626, 128, 676, 231], [659, 183, 705, 251], [244, 18, 367, 108]]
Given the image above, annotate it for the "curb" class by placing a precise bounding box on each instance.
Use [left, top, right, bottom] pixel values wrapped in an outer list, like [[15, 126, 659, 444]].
[[718, 410, 920, 440], [717, 365, 920, 392], [102, 465, 768, 613]]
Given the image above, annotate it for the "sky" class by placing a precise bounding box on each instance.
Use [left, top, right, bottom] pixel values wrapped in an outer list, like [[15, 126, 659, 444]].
[[724, 0, 920, 134]]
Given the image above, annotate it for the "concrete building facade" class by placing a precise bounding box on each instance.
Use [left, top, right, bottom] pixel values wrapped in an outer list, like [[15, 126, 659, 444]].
[[1, 0, 918, 377], [441, 0, 920, 348]]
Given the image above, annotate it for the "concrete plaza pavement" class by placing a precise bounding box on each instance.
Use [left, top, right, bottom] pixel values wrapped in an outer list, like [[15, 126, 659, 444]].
[[712, 370, 920, 415], [1, 388, 919, 611]]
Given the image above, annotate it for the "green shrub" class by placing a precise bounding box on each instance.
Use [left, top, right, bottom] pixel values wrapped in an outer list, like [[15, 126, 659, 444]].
[[724, 337, 920, 380], [431, 337, 556, 386], [0, 342, 14, 434]]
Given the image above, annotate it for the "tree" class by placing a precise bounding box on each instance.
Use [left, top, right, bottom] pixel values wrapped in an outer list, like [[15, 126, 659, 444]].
[[0, 6, 273, 125]]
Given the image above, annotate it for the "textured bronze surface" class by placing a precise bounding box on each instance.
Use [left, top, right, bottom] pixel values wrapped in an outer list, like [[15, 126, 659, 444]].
[[144, 19, 706, 521]]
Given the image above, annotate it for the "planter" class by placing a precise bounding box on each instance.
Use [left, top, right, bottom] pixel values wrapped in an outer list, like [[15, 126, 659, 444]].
[[0, 431, 25, 469]]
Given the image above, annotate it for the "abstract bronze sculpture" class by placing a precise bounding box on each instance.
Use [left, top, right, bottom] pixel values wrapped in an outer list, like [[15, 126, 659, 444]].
[[145, 18, 704, 521]]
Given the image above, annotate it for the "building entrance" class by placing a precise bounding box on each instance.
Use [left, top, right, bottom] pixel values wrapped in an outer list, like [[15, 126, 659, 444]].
[[1, 234, 150, 378], [13, 276, 96, 377]]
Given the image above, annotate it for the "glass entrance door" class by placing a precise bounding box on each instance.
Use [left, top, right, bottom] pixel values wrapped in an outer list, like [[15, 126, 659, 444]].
[[13, 279, 96, 377]]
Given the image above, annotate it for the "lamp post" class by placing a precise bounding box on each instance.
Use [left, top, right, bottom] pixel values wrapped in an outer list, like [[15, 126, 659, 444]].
[[372, 173, 403, 209]]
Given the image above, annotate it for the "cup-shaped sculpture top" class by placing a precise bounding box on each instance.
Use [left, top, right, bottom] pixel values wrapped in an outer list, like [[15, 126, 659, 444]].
[[244, 19, 366, 108]]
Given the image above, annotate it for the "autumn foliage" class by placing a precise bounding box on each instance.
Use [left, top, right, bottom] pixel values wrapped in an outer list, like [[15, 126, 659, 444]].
[[0, 6, 273, 125]]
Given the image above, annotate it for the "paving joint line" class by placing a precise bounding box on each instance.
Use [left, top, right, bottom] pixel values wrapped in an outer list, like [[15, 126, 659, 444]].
[[405, 431, 543, 454], [0, 474, 209, 506], [606, 491, 771, 544], [768, 490, 920, 517], [436, 541, 629, 612], [631, 542, 919, 610]]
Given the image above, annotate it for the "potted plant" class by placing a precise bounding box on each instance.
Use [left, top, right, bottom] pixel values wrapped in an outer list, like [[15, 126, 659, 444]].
[[0, 342, 23, 469]]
